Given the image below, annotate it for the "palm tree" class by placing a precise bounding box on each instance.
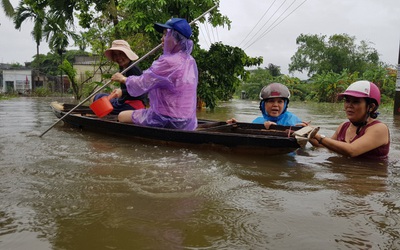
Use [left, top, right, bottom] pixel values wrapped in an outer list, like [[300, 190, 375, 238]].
[[13, 2, 45, 60], [13, 1, 78, 60], [1, 0, 14, 19], [42, 12, 78, 53]]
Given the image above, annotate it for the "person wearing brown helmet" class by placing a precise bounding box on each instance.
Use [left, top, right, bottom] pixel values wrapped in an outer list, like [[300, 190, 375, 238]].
[[92, 40, 147, 114], [309, 80, 390, 159]]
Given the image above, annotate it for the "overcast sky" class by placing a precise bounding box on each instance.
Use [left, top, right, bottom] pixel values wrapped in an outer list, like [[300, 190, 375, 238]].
[[1, 0, 399, 78]]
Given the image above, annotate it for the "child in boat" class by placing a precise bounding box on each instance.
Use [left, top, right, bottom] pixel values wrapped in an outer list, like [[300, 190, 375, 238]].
[[111, 18, 198, 131], [92, 40, 147, 114], [227, 82, 308, 129]]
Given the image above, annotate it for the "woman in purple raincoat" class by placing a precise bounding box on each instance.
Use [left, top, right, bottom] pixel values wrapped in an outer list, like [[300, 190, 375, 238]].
[[111, 18, 198, 130]]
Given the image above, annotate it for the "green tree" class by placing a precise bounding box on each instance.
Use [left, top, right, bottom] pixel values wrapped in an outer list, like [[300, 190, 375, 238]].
[[289, 33, 380, 77], [238, 67, 273, 100], [195, 42, 263, 108], [76, 0, 232, 69], [310, 70, 358, 102], [42, 12, 78, 55], [1, 0, 14, 19], [58, 59, 80, 99], [31, 50, 89, 77], [266, 63, 281, 77], [13, 0, 78, 63], [31, 53, 61, 76], [14, 0, 45, 60], [12, 0, 263, 106]]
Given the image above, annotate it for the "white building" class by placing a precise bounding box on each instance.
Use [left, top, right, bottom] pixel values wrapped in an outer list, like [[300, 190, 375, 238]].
[[1, 69, 32, 94]]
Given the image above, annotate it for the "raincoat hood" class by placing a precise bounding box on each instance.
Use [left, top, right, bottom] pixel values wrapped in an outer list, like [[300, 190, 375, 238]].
[[163, 29, 193, 55]]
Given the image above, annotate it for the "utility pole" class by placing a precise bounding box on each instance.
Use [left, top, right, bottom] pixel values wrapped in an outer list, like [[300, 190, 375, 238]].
[[394, 41, 400, 115]]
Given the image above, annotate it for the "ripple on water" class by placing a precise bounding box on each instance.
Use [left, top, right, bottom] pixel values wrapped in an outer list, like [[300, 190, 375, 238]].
[[368, 214, 398, 228], [125, 155, 219, 198], [0, 211, 17, 237], [391, 238, 400, 249], [179, 172, 288, 249], [2, 98, 400, 249], [335, 233, 375, 249]]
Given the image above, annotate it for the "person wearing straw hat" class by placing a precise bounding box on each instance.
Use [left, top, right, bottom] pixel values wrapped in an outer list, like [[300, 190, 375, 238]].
[[309, 80, 390, 159], [92, 40, 148, 114], [111, 18, 198, 130]]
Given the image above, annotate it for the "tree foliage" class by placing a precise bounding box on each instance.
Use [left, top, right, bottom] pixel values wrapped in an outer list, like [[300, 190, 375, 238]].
[[289, 33, 380, 77], [238, 63, 396, 105], [31, 50, 89, 76], [13, 0, 81, 64], [77, 0, 233, 71], [58, 59, 80, 100], [195, 42, 262, 109], [1, 0, 14, 18], [310, 70, 358, 102], [13, 0, 45, 58], [11, 0, 264, 106], [266, 63, 281, 77]]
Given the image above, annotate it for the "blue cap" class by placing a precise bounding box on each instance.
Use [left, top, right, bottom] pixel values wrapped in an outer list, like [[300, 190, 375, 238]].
[[154, 18, 192, 39]]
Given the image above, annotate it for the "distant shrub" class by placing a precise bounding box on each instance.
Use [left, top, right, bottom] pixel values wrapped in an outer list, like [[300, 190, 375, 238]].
[[33, 87, 52, 97]]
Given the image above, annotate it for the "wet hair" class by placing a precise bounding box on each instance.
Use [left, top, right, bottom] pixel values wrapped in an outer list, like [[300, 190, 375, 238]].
[[366, 98, 379, 119]]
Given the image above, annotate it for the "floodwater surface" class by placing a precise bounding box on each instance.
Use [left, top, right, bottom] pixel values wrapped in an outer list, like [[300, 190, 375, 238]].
[[0, 97, 399, 250]]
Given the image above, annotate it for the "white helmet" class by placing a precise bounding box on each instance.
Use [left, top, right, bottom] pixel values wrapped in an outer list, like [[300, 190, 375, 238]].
[[338, 80, 381, 105]]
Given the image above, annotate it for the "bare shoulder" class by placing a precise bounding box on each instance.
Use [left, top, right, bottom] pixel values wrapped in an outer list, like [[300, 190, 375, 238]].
[[368, 121, 389, 131], [365, 121, 389, 138]]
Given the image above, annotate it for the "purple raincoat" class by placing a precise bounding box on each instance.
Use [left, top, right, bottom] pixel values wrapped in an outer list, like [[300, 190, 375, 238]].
[[124, 30, 198, 130]]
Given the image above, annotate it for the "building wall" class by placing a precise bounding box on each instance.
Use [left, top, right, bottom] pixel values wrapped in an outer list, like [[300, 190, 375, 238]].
[[2, 69, 32, 93], [73, 55, 104, 84], [74, 64, 103, 83]]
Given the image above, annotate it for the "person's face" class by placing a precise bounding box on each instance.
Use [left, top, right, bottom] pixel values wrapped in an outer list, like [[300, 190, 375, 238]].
[[161, 29, 179, 53], [112, 51, 130, 68], [161, 29, 167, 44], [162, 30, 173, 45], [343, 96, 368, 121], [264, 98, 285, 117]]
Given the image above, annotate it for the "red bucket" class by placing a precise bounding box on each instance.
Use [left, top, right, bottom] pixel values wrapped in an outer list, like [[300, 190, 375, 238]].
[[90, 96, 113, 117]]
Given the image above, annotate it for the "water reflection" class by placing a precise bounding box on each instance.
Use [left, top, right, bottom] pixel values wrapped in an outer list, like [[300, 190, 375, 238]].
[[0, 97, 400, 249]]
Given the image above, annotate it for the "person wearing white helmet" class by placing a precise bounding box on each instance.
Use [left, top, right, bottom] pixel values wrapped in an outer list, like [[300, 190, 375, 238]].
[[310, 80, 390, 159], [227, 83, 307, 129]]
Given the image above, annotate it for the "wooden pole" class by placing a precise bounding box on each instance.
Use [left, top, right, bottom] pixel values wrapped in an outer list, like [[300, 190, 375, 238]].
[[394, 41, 400, 115]]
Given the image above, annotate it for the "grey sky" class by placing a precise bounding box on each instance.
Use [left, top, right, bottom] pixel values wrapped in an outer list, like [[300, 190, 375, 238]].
[[1, 0, 399, 79]]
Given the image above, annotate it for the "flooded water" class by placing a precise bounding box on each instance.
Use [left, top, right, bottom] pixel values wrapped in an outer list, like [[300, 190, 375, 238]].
[[1, 97, 399, 250]]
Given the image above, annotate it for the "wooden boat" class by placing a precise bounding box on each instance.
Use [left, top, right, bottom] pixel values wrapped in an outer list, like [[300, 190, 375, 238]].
[[50, 102, 309, 155]]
